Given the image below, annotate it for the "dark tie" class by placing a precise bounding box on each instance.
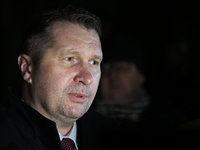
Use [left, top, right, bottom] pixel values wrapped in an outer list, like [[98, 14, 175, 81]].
[[61, 138, 75, 150]]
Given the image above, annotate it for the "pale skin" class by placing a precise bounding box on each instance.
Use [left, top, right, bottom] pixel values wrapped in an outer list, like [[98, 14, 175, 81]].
[[18, 22, 102, 136]]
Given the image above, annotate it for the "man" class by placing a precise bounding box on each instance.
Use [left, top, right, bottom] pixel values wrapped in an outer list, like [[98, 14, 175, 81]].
[[93, 35, 186, 130], [94, 35, 149, 123], [0, 6, 120, 150]]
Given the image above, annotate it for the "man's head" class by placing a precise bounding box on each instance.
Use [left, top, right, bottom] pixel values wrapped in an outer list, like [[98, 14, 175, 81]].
[[99, 35, 145, 105], [22, 5, 102, 69], [18, 6, 102, 129], [100, 61, 144, 105]]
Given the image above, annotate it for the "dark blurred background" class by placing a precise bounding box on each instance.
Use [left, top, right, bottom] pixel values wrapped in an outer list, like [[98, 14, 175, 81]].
[[1, 0, 200, 121]]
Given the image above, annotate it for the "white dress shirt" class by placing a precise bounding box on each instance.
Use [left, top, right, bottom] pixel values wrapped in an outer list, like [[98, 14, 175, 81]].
[[58, 122, 78, 150]]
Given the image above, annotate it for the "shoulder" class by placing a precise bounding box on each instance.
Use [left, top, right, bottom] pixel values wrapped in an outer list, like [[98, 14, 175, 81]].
[[178, 118, 200, 130], [78, 108, 120, 130], [77, 108, 123, 150], [0, 112, 19, 149], [0, 107, 11, 132], [0, 111, 7, 125]]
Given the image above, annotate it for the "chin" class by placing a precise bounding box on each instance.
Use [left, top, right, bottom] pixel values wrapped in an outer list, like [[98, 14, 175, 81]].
[[68, 106, 89, 119]]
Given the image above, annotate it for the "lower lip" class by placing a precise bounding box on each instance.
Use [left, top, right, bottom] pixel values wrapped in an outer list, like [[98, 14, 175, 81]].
[[68, 94, 87, 103]]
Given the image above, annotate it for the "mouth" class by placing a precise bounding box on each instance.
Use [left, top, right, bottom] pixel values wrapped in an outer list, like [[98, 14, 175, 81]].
[[68, 93, 87, 103], [75, 94, 83, 98]]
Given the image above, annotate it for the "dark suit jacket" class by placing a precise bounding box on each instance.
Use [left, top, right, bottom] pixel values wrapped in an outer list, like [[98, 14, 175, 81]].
[[0, 87, 120, 150]]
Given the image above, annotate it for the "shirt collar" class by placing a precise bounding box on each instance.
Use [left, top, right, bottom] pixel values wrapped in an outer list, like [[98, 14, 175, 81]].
[[58, 122, 78, 150]]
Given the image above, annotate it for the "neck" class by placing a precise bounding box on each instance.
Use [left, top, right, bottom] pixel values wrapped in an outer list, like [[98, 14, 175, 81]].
[[57, 123, 74, 136]]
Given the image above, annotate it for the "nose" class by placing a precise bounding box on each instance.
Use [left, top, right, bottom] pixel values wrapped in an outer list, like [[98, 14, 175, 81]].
[[73, 66, 93, 85]]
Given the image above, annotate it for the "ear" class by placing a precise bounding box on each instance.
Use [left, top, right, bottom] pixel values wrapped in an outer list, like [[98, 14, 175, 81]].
[[18, 54, 32, 83]]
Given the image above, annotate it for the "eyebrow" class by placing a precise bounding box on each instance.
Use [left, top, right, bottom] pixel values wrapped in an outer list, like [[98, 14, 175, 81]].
[[58, 49, 78, 56], [94, 54, 103, 61], [59, 49, 103, 60]]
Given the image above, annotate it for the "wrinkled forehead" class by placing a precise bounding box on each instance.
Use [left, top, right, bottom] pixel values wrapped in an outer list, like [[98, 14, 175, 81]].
[[52, 21, 99, 38], [47, 22, 102, 58], [52, 22, 101, 45]]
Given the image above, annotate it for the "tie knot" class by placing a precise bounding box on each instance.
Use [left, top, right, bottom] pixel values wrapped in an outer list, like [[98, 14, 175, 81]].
[[61, 138, 75, 150]]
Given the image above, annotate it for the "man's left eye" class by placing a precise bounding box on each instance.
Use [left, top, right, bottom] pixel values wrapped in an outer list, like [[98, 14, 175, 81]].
[[89, 60, 99, 66], [65, 57, 73, 61]]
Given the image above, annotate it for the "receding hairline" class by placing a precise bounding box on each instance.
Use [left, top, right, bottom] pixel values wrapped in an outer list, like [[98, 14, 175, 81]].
[[51, 21, 96, 34], [50, 21, 101, 46]]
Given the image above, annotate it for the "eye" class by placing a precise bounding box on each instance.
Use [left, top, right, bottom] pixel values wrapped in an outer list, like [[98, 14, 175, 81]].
[[63, 57, 78, 65], [65, 57, 73, 61], [89, 60, 99, 66]]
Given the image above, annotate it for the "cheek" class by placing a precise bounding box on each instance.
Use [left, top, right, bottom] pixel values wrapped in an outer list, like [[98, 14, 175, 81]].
[[36, 68, 73, 97], [48, 66, 74, 85], [92, 74, 101, 92]]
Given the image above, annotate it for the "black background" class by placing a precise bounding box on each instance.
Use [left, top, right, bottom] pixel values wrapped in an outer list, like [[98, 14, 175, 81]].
[[1, 0, 200, 121]]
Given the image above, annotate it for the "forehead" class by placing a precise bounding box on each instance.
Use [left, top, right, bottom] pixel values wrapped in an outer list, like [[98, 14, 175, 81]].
[[52, 22, 101, 51]]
